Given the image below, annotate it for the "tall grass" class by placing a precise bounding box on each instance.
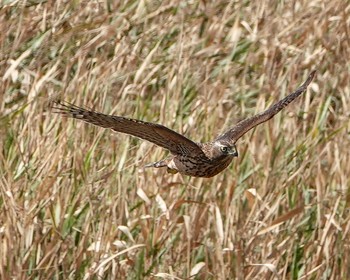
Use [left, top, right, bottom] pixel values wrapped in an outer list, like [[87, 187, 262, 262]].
[[1, 0, 349, 279]]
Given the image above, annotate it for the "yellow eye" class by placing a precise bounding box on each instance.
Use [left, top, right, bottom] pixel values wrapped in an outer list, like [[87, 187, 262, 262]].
[[220, 146, 228, 153]]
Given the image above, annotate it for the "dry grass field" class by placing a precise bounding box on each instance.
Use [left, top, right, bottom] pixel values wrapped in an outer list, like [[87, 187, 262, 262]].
[[1, 0, 350, 279]]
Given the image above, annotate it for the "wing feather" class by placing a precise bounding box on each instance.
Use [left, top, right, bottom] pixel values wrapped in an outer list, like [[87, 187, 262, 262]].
[[51, 101, 205, 157], [215, 70, 316, 144]]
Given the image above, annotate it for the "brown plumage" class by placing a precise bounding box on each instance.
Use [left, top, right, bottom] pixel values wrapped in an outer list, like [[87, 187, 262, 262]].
[[52, 71, 316, 178]]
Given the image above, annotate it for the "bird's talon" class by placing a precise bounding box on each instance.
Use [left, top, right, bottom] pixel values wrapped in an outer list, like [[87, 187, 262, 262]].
[[167, 168, 178, 174]]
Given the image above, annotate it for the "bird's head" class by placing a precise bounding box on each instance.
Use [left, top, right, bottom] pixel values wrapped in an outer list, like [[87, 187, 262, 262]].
[[210, 141, 238, 159]]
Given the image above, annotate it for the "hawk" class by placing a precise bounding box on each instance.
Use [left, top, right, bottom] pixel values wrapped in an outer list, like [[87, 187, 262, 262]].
[[52, 71, 316, 178]]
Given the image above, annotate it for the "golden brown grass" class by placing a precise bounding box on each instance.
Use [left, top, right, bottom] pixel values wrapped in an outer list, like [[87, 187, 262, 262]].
[[1, 0, 349, 279]]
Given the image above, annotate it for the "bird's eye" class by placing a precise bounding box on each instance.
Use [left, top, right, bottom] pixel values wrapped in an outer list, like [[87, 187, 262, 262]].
[[220, 146, 228, 153]]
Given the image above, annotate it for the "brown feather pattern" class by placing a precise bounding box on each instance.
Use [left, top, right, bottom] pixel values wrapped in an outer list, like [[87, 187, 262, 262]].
[[51, 71, 316, 177]]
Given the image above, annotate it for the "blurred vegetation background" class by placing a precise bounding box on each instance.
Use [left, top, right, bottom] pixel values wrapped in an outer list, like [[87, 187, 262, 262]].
[[0, 0, 349, 279]]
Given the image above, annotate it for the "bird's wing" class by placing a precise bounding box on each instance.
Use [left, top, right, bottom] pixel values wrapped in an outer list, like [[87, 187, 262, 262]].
[[215, 70, 316, 144], [51, 101, 205, 157]]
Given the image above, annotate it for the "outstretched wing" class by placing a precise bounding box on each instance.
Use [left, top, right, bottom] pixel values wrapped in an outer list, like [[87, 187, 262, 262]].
[[215, 70, 316, 144], [51, 101, 205, 157]]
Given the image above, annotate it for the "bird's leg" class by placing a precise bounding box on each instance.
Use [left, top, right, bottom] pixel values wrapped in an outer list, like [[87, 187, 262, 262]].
[[144, 159, 179, 174], [144, 160, 168, 169]]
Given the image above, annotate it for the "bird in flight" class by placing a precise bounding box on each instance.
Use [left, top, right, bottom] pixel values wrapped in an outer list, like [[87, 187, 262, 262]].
[[52, 71, 316, 178]]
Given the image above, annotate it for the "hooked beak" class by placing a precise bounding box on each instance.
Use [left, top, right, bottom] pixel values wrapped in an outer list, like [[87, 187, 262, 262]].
[[230, 148, 238, 157]]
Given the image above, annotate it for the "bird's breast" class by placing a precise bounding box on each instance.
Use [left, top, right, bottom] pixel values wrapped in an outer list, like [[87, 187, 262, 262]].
[[169, 155, 234, 178]]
